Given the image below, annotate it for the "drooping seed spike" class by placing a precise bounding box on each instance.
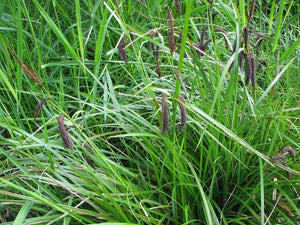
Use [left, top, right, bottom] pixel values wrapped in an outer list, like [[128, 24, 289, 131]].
[[214, 28, 230, 49], [242, 26, 249, 50], [34, 97, 50, 121], [177, 94, 187, 132], [167, 7, 175, 55], [161, 94, 169, 135], [249, 0, 256, 20], [245, 52, 253, 86], [200, 26, 209, 47], [156, 58, 162, 78], [250, 54, 256, 89], [8, 46, 42, 86], [58, 114, 74, 150], [280, 146, 296, 163], [118, 35, 128, 64], [238, 52, 246, 72], [202, 39, 212, 51], [174, 0, 182, 14], [175, 70, 191, 105]]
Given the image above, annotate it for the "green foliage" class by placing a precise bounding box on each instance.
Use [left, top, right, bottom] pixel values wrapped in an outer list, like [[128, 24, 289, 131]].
[[0, 0, 299, 224]]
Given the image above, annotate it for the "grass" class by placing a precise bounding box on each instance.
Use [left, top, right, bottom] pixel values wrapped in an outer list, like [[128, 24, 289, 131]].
[[0, 0, 299, 224]]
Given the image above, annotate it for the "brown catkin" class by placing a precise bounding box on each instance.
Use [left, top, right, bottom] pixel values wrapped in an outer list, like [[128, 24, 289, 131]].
[[34, 97, 50, 121], [249, 0, 256, 20], [202, 39, 212, 51], [200, 26, 209, 47], [245, 52, 253, 85], [242, 26, 249, 49], [174, 0, 182, 14], [129, 29, 135, 42], [8, 47, 42, 86], [251, 54, 256, 89], [58, 114, 74, 150], [238, 52, 245, 73], [161, 94, 169, 135], [175, 70, 191, 105], [82, 143, 95, 169], [167, 7, 175, 55], [214, 28, 230, 49], [156, 58, 162, 78], [118, 36, 128, 64], [280, 146, 296, 163], [177, 95, 187, 131]]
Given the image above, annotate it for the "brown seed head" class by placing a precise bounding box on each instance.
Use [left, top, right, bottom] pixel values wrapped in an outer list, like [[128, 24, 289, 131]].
[[167, 7, 175, 55], [156, 58, 162, 78], [34, 97, 50, 121], [280, 146, 296, 163], [246, 52, 253, 86], [177, 95, 187, 132], [161, 94, 169, 135], [118, 35, 128, 64], [58, 114, 74, 150], [174, 0, 182, 14], [175, 70, 191, 105]]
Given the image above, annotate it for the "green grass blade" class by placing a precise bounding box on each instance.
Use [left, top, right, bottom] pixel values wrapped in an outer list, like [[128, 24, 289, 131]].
[[13, 200, 34, 225]]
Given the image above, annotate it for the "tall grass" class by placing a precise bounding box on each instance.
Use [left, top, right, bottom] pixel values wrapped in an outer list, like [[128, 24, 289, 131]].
[[0, 0, 299, 224]]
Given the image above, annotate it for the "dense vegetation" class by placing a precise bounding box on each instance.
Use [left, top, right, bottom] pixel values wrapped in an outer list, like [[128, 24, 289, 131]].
[[0, 0, 299, 224]]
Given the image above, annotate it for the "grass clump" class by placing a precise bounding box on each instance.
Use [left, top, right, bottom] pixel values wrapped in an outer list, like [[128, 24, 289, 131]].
[[0, 0, 299, 224]]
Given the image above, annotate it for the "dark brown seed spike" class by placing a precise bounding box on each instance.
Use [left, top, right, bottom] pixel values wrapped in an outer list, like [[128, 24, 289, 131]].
[[242, 26, 249, 49], [232, 36, 237, 53], [245, 52, 253, 86], [82, 143, 95, 169], [34, 97, 50, 121], [118, 36, 128, 64], [161, 94, 169, 135], [177, 95, 187, 132], [238, 52, 245, 72], [256, 38, 263, 48], [167, 7, 175, 55], [281, 160, 291, 179], [83, 143, 94, 151], [58, 114, 74, 150], [251, 54, 256, 89], [202, 39, 212, 51], [175, 70, 191, 105], [193, 42, 203, 58], [249, 30, 274, 40], [200, 26, 209, 47], [28, 63, 42, 86], [129, 29, 135, 42], [214, 28, 230, 48], [280, 146, 296, 163], [156, 58, 162, 78], [7, 47, 42, 86], [212, 12, 218, 22], [250, 0, 256, 20], [175, 0, 182, 14]]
